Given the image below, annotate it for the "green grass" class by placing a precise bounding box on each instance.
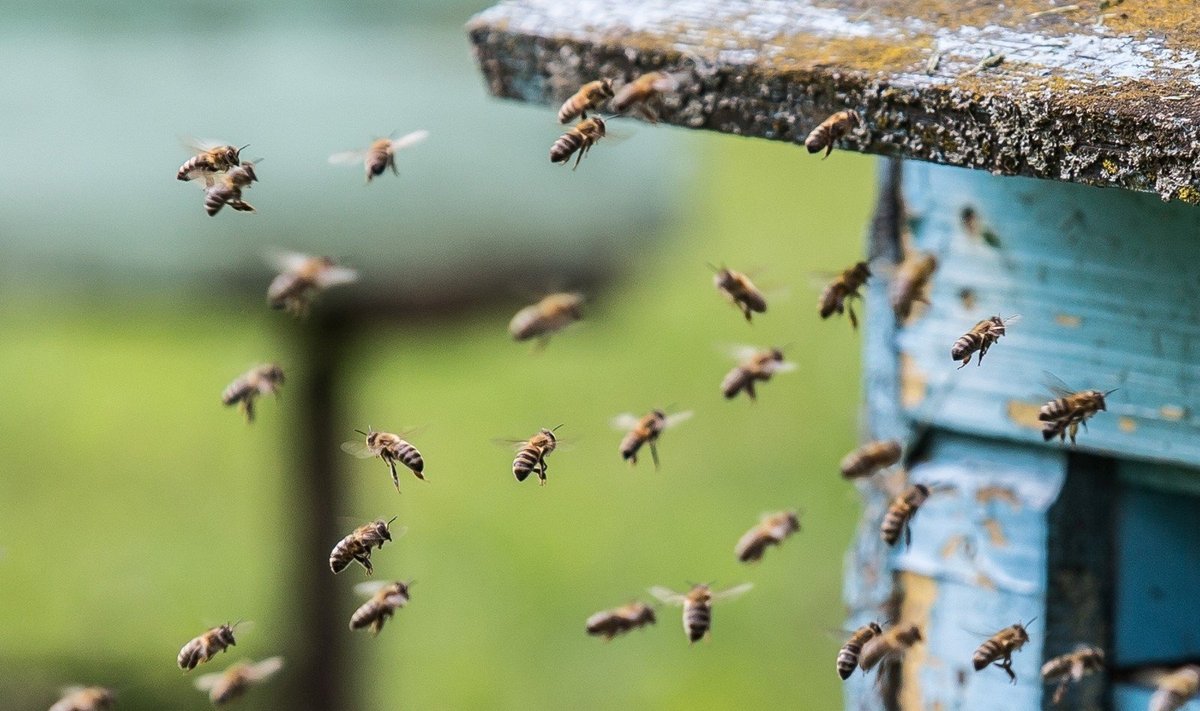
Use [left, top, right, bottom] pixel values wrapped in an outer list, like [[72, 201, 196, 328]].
[[0, 134, 874, 710]]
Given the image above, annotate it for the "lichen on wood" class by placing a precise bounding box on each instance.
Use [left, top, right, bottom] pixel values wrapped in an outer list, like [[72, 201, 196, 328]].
[[469, 0, 1200, 203]]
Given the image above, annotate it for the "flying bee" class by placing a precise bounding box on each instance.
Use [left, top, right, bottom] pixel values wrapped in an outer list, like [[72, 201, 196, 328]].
[[329, 517, 402, 575], [973, 620, 1034, 683], [836, 621, 883, 680], [1039, 376, 1115, 445], [819, 261, 871, 329], [735, 510, 801, 563], [328, 130, 429, 184], [194, 657, 284, 706], [508, 292, 584, 346], [612, 70, 681, 123], [881, 483, 930, 547], [349, 580, 411, 635], [49, 686, 115, 711], [952, 315, 1017, 368], [550, 116, 606, 168], [839, 439, 902, 480], [611, 409, 693, 469], [265, 250, 359, 316], [202, 162, 258, 217], [859, 623, 923, 673], [890, 251, 938, 321], [721, 346, 796, 401], [649, 583, 752, 643], [177, 139, 245, 185], [178, 623, 241, 671], [341, 428, 426, 493], [585, 601, 657, 641], [805, 109, 862, 158], [710, 265, 768, 322], [558, 78, 615, 123], [1150, 665, 1200, 711], [1041, 645, 1104, 705], [511, 426, 561, 485], [221, 363, 284, 423]]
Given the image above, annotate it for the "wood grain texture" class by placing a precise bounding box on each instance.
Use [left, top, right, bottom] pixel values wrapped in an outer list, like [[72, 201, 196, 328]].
[[469, 0, 1200, 203]]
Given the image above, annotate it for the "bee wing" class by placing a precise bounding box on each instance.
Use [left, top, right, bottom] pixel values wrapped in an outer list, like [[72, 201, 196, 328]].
[[665, 410, 694, 428], [610, 414, 640, 431], [354, 581, 391, 597], [767, 361, 798, 375], [492, 437, 530, 450], [1003, 313, 1022, 326], [650, 73, 681, 93], [180, 135, 226, 153], [328, 150, 367, 165], [314, 266, 359, 289], [389, 129, 430, 151], [245, 656, 285, 682], [711, 582, 754, 603], [648, 586, 686, 605], [264, 248, 313, 275], [193, 671, 223, 691], [723, 344, 762, 362], [341, 440, 376, 458], [1042, 371, 1076, 398], [182, 169, 219, 187]]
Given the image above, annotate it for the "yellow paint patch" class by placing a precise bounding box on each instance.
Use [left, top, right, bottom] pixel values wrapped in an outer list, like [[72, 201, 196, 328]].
[[1007, 400, 1043, 431], [1160, 405, 1188, 421], [974, 573, 998, 590], [1118, 416, 1137, 433], [898, 572, 937, 711], [900, 353, 927, 410], [940, 534, 966, 559], [982, 518, 1008, 547], [1054, 313, 1082, 328], [976, 485, 1020, 507]]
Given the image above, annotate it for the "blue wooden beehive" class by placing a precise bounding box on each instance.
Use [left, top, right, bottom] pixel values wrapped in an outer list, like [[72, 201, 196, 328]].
[[469, 1, 1200, 708]]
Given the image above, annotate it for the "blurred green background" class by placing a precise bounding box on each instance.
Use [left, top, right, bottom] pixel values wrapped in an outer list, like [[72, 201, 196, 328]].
[[0, 2, 875, 710]]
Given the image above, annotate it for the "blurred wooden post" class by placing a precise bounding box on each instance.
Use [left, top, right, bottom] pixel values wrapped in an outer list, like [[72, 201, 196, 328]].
[[469, 2, 1200, 709]]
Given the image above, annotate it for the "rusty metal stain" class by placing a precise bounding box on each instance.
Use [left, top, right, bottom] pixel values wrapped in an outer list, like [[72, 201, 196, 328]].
[[1006, 400, 1043, 430], [975, 485, 1020, 508], [900, 353, 927, 410], [981, 518, 1008, 547], [1053, 313, 1083, 328], [1118, 416, 1137, 433]]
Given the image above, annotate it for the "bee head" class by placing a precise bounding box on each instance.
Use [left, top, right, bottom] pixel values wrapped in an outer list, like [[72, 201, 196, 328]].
[[219, 623, 238, 645], [641, 605, 658, 624], [265, 364, 285, 383], [600, 78, 615, 96], [868, 621, 883, 635]]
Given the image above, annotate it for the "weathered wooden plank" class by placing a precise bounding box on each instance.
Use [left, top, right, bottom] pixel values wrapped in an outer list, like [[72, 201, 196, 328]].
[[895, 160, 1200, 470], [469, 0, 1200, 203]]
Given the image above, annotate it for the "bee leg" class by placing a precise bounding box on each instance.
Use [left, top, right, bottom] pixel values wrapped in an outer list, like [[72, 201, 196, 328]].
[[745, 381, 757, 401], [388, 461, 401, 493], [389, 154, 399, 177], [649, 441, 660, 471], [1068, 423, 1079, 445], [998, 656, 1017, 684], [904, 524, 912, 549], [359, 556, 373, 575], [822, 144, 833, 159], [1052, 677, 1069, 705], [957, 355, 970, 370], [848, 303, 858, 331], [242, 398, 256, 423]]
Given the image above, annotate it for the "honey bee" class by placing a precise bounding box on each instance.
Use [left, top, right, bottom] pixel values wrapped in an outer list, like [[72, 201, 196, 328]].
[[49, 686, 115, 711], [177, 140, 245, 185], [710, 265, 767, 322], [221, 364, 284, 423], [859, 623, 923, 673], [805, 110, 862, 158], [839, 439, 902, 479], [612, 71, 681, 123], [558, 79, 615, 123], [890, 251, 938, 321], [194, 657, 284, 706], [735, 510, 801, 563], [1041, 645, 1104, 705], [973, 620, 1034, 683], [178, 623, 240, 671], [585, 601, 657, 641], [202, 162, 258, 217], [511, 426, 561, 485], [1150, 665, 1200, 711], [952, 315, 1017, 368], [880, 483, 930, 547], [341, 428, 426, 493], [721, 346, 796, 401], [649, 583, 752, 643], [837, 621, 883, 680], [349, 580, 411, 635], [611, 409, 693, 468], [329, 517, 401, 575], [508, 293, 584, 345], [265, 250, 359, 316], [328, 130, 429, 184], [819, 261, 872, 330], [1039, 377, 1115, 445], [550, 116, 606, 168]]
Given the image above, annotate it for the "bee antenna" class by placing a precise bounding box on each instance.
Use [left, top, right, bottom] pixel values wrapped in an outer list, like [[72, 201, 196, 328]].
[[236, 144, 250, 156], [704, 262, 722, 273], [386, 516, 398, 526], [1024, 616, 1038, 628], [354, 429, 369, 437], [551, 424, 564, 432], [1104, 388, 1120, 396]]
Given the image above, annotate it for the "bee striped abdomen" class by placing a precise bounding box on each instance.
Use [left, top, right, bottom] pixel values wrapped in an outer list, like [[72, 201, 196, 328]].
[[973, 638, 1001, 671], [550, 131, 583, 164], [951, 332, 981, 362], [392, 441, 425, 478], [513, 446, 540, 481], [721, 367, 754, 399], [880, 501, 913, 546], [683, 601, 711, 643], [176, 155, 213, 181], [329, 538, 368, 574], [838, 623, 881, 680], [819, 283, 847, 318]]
